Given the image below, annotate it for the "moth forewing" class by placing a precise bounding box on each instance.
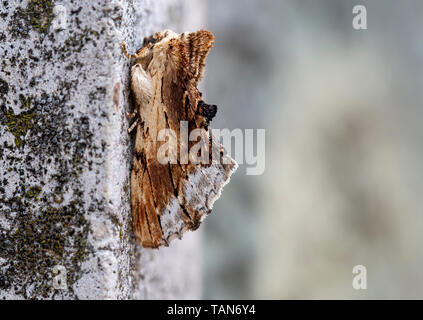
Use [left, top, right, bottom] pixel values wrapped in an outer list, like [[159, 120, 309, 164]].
[[125, 30, 237, 248]]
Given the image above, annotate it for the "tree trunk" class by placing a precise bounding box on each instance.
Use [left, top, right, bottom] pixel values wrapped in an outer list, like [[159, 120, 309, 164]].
[[0, 0, 204, 299]]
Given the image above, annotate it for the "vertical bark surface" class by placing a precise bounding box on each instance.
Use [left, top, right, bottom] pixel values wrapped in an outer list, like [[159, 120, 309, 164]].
[[0, 0, 204, 299]]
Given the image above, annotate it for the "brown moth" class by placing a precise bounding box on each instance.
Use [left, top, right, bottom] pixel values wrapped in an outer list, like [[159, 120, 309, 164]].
[[123, 30, 237, 248]]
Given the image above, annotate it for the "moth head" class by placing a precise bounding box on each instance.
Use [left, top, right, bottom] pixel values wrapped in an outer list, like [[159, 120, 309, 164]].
[[152, 29, 179, 43], [138, 30, 179, 52], [134, 30, 180, 68]]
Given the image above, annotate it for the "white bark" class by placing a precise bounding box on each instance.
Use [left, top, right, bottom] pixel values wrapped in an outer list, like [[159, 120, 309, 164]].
[[0, 0, 204, 299]]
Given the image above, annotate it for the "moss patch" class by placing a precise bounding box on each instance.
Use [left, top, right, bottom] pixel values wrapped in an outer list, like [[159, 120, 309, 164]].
[[26, 0, 55, 34], [24, 186, 42, 200], [10, 0, 55, 37], [4, 109, 35, 148], [0, 200, 89, 298]]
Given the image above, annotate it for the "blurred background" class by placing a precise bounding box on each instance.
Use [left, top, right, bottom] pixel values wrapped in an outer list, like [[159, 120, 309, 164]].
[[200, 0, 423, 299]]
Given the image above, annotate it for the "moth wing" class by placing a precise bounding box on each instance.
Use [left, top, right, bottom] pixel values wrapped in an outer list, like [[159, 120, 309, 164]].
[[161, 31, 238, 236], [131, 30, 237, 248]]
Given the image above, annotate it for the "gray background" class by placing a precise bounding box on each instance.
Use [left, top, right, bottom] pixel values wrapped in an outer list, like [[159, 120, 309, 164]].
[[203, 0, 423, 299]]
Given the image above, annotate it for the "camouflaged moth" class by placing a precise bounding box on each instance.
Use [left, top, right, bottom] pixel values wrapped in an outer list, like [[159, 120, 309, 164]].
[[123, 30, 237, 248]]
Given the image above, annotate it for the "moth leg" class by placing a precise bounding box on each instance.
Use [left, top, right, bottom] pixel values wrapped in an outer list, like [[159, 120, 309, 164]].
[[122, 41, 151, 64], [162, 237, 169, 247], [128, 118, 139, 134], [122, 42, 136, 59], [126, 110, 138, 118]]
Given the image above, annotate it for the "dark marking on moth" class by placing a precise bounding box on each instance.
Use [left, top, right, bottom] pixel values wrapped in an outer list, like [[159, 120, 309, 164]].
[[135, 151, 146, 168], [146, 166, 159, 211], [141, 35, 157, 49], [198, 100, 217, 122], [157, 215, 165, 243], [145, 165, 163, 238], [164, 111, 170, 129], [184, 96, 190, 120], [167, 162, 192, 222], [188, 36, 194, 60], [161, 77, 164, 103], [198, 100, 217, 130], [144, 207, 153, 242], [177, 159, 186, 173]]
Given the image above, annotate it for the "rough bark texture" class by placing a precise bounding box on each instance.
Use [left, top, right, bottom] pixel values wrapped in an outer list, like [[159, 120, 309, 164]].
[[0, 0, 204, 299]]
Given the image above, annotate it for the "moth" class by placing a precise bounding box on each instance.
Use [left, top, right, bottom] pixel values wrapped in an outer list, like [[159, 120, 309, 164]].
[[123, 30, 237, 248]]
